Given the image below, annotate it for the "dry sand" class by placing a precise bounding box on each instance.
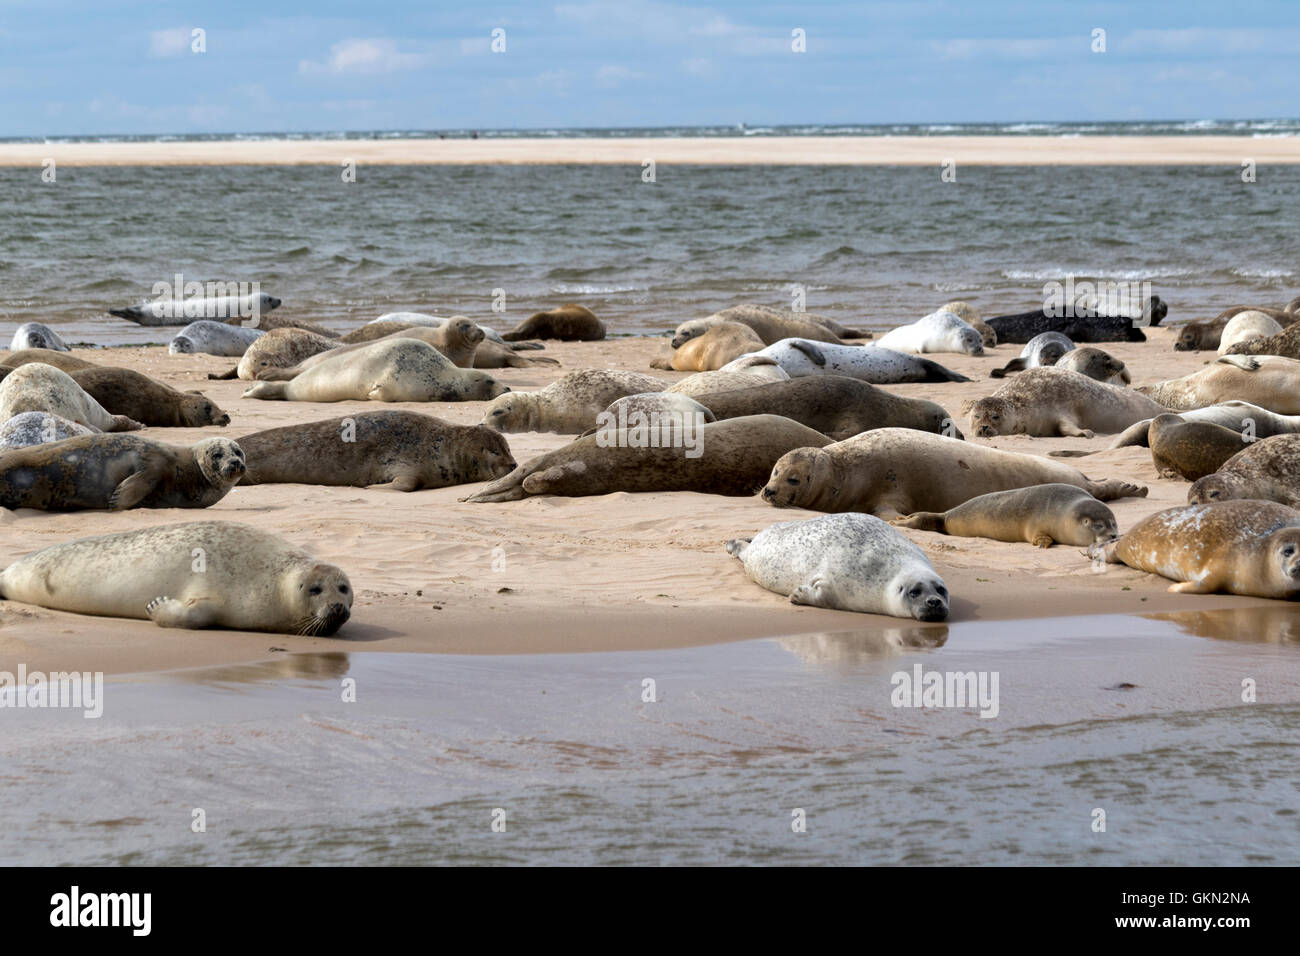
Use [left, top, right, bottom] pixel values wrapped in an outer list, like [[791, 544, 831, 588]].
[[0, 324, 1287, 676], [1, 136, 1298, 167]]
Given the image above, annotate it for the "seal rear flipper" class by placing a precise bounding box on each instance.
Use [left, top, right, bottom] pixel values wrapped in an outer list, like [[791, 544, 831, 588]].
[[460, 467, 528, 503], [891, 512, 946, 533], [208, 367, 239, 380], [1085, 479, 1148, 501], [242, 382, 288, 401], [989, 357, 1027, 379], [916, 357, 971, 383], [789, 340, 826, 366], [145, 595, 219, 629], [725, 537, 751, 557], [838, 329, 872, 339], [108, 308, 140, 321], [1217, 354, 1260, 371], [1048, 449, 1095, 458], [509, 341, 546, 351]]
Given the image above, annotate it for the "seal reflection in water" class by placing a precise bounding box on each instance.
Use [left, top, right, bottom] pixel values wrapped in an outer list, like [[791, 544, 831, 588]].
[[0, 521, 352, 635]]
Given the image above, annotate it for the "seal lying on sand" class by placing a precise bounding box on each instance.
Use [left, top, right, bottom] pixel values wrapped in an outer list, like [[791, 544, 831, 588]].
[[893, 484, 1118, 548], [237, 411, 516, 491], [1050, 402, 1300, 457], [483, 369, 667, 433], [0, 521, 352, 634], [1221, 321, 1300, 360], [501, 304, 605, 341], [9, 323, 70, 352], [939, 301, 997, 348], [1137, 355, 1300, 414], [986, 295, 1165, 344], [1147, 414, 1249, 481], [1218, 310, 1284, 354], [209, 328, 341, 381], [169, 320, 265, 357], [872, 310, 984, 356], [722, 339, 970, 384], [0, 364, 142, 432], [727, 513, 949, 620], [1189, 434, 1300, 508], [69, 367, 229, 427], [672, 305, 864, 348], [1055, 347, 1130, 385], [1100, 500, 1300, 599], [651, 321, 765, 371], [964, 368, 1169, 438], [989, 331, 1073, 378]]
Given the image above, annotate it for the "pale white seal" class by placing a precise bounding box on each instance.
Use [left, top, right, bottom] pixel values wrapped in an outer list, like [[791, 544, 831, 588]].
[[0, 412, 95, 449], [871, 310, 984, 356], [9, 323, 70, 352], [169, 321, 266, 357], [721, 338, 970, 384], [0, 363, 143, 432]]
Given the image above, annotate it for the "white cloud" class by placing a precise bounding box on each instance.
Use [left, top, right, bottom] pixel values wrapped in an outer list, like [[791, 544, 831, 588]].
[[148, 28, 191, 59], [299, 38, 431, 76], [594, 64, 643, 88]]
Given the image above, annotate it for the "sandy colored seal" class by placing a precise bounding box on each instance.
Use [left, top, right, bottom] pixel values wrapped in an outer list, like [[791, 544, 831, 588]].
[[367, 313, 542, 350], [723, 338, 970, 384], [1222, 321, 1300, 359], [893, 483, 1118, 548], [237, 411, 516, 492], [258, 320, 486, 379], [242, 339, 507, 403], [0, 520, 352, 634], [671, 305, 862, 348], [0, 412, 95, 449], [501, 304, 605, 341], [0, 349, 98, 373], [169, 321, 265, 357], [1055, 346, 1130, 384], [1147, 414, 1248, 481], [665, 362, 790, 397], [209, 328, 341, 381], [9, 323, 70, 352], [872, 310, 984, 356], [1137, 355, 1300, 414], [939, 301, 997, 348], [69, 367, 230, 427], [1100, 500, 1300, 599], [696, 375, 960, 440], [965, 368, 1169, 438], [464, 414, 832, 502], [761, 428, 1146, 519], [0, 434, 245, 511], [989, 331, 1073, 378], [1174, 317, 1230, 352], [482, 369, 666, 433], [727, 513, 949, 620], [1188, 434, 1300, 508], [651, 321, 764, 371], [471, 338, 560, 369], [0, 364, 142, 432], [108, 291, 282, 326], [1217, 310, 1284, 354]]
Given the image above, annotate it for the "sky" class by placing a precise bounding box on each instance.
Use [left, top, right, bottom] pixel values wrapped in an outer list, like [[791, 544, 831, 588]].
[[2, 1, 1299, 136]]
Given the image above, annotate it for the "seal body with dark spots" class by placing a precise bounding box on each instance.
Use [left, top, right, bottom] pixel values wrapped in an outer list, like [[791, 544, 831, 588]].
[[108, 291, 281, 326], [726, 513, 949, 620], [986, 296, 1164, 344], [482, 369, 667, 433], [671, 305, 860, 348], [1189, 434, 1300, 508], [501, 304, 605, 341], [722, 338, 970, 384], [212, 328, 340, 381], [1222, 321, 1300, 360], [872, 310, 984, 356], [0, 364, 142, 432], [965, 367, 1169, 438], [242, 339, 507, 403], [0, 349, 97, 373], [1101, 501, 1300, 599], [237, 411, 516, 492], [0, 521, 352, 634], [261, 321, 484, 378], [464, 414, 832, 502], [589, 393, 716, 433], [761, 428, 1146, 520], [9, 323, 70, 352], [1055, 347, 1130, 384], [990, 331, 1073, 378], [894, 483, 1118, 549], [169, 321, 265, 357], [1218, 310, 1283, 354], [70, 367, 229, 427], [651, 321, 765, 371], [1137, 355, 1300, 414], [0, 434, 245, 511], [697, 375, 960, 441], [0, 412, 95, 449], [1147, 414, 1248, 481]]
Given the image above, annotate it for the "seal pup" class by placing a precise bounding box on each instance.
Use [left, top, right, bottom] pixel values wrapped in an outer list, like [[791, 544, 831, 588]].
[[1221, 321, 1300, 360], [726, 513, 949, 620], [761, 428, 1146, 519], [722, 338, 970, 384], [463, 414, 832, 503], [69, 368, 230, 427], [501, 304, 605, 341], [671, 305, 861, 348], [0, 412, 94, 449], [871, 310, 984, 356], [237, 411, 516, 492], [893, 483, 1117, 549], [0, 435, 245, 511], [209, 328, 340, 381], [665, 362, 791, 398], [939, 301, 997, 348], [651, 321, 765, 371], [108, 291, 281, 326], [965, 368, 1169, 438], [1137, 355, 1300, 414], [169, 321, 265, 357], [1147, 414, 1248, 481], [1174, 317, 1230, 352], [1100, 500, 1300, 599], [482, 369, 667, 433], [697, 375, 960, 441], [261, 320, 485, 378], [1055, 347, 1130, 385], [1218, 310, 1284, 354], [989, 331, 1073, 378], [9, 323, 70, 352], [0, 364, 142, 433], [0, 349, 97, 373], [0, 521, 352, 634], [986, 296, 1164, 344], [1189, 435, 1300, 508]]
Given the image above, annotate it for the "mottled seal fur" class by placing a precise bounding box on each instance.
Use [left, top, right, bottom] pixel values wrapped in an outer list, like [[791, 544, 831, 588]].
[[1189, 434, 1300, 508], [169, 321, 265, 357], [664, 362, 791, 398], [1055, 347, 1130, 385], [1222, 321, 1300, 360], [0, 412, 95, 449], [482, 369, 667, 433], [990, 331, 1073, 378], [1137, 355, 1300, 414], [1218, 310, 1284, 354], [727, 513, 949, 620], [0, 434, 245, 511], [209, 328, 341, 381], [237, 411, 516, 492], [893, 483, 1118, 548], [652, 321, 765, 371], [965, 367, 1169, 438], [259, 320, 485, 379]]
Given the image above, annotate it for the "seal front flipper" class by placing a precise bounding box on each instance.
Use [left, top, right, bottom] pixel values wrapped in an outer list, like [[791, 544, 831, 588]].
[[892, 512, 947, 533], [789, 340, 826, 366], [1169, 579, 1216, 595], [725, 537, 752, 557], [789, 580, 829, 607], [108, 468, 162, 510], [915, 357, 971, 383], [145, 595, 219, 629]]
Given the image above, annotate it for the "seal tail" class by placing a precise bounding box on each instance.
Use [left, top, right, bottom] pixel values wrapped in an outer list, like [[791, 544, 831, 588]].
[[891, 513, 947, 533], [990, 357, 1027, 379], [208, 367, 239, 380], [917, 357, 971, 383], [838, 329, 872, 340], [1048, 450, 1095, 458], [107, 307, 142, 321], [460, 467, 528, 503], [509, 341, 546, 351], [725, 538, 751, 557]]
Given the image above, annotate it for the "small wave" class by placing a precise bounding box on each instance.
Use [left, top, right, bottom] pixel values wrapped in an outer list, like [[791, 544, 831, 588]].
[[1000, 267, 1194, 281], [548, 283, 645, 295], [1229, 266, 1294, 279]]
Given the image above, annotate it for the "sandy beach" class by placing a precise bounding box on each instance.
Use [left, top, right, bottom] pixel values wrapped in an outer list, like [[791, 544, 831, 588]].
[[0, 324, 1287, 677], [2, 135, 1298, 167]]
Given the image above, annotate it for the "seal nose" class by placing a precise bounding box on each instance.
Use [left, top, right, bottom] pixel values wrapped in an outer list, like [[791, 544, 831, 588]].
[[977, 426, 994, 438], [217, 414, 230, 426], [761, 486, 775, 499], [926, 596, 945, 609]]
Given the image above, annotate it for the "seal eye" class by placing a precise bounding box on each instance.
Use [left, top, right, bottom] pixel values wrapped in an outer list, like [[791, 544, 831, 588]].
[[1284, 546, 1297, 558], [213, 451, 222, 460], [339, 585, 349, 594], [909, 587, 921, 598], [935, 586, 947, 597], [309, 586, 323, 595], [786, 477, 800, 485]]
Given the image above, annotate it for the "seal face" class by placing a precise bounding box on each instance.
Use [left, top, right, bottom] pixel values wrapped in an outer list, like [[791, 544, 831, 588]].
[[0, 520, 352, 634], [893, 483, 1118, 549], [1102, 500, 1300, 599], [1055, 347, 1130, 385], [966, 367, 1167, 438], [1188, 434, 1300, 508], [990, 331, 1073, 378], [9, 322, 70, 352], [727, 513, 949, 620], [940, 301, 996, 348]]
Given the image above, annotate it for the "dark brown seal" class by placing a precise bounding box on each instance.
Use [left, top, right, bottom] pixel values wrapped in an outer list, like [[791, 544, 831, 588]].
[[1147, 413, 1250, 481], [501, 304, 605, 341], [69, 367, 230, 427]]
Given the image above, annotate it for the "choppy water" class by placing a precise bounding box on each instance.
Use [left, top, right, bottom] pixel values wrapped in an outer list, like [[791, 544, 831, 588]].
[[2, 609, 1297, 866], [3, 163, 1299, 346]]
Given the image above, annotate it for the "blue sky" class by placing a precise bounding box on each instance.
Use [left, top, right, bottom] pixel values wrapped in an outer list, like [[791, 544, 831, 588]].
[[2, 1, 1299, 135]]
